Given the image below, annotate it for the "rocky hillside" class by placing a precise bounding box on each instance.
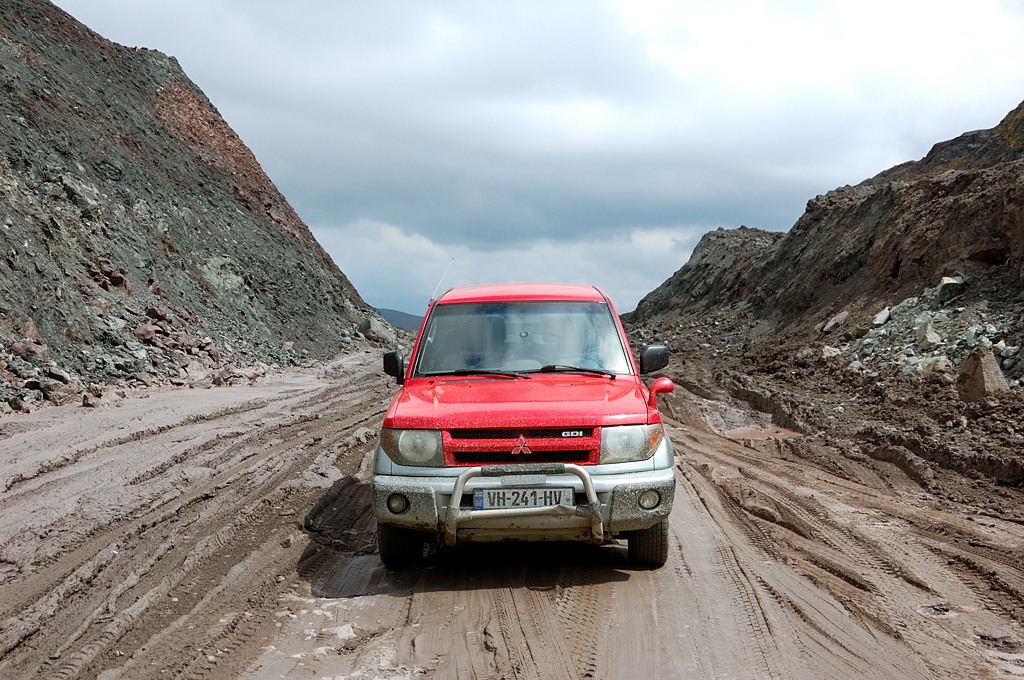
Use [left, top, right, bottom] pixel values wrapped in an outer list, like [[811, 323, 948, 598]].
[[0, 0, 393, 412], [630, 98, 1024, 380], [633, 99, 1024, 349], [628, 100, 1024, 486]]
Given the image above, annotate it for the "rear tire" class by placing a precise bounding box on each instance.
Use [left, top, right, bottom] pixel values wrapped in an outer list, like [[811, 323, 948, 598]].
[[377, 523, 425, 570], [628, 519, 669, 567]]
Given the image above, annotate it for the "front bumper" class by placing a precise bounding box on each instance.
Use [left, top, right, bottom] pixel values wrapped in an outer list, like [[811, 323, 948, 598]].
[[372, 460, 675, 546]]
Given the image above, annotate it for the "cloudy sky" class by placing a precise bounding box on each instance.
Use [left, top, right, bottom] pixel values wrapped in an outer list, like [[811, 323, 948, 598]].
[[51, 1, 1024, 314]]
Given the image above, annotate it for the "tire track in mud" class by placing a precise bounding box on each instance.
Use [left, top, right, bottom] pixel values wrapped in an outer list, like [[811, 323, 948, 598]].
[[113, 380, 385, 679], [664, 395, 1024, 680], [462, 629, 496, 680], [320, 542, 626, 680], [503, 580, 579, 680], [781, 482, 1011, 678], [489, 586, 548, 680], [925, 542, 1024, 625], [687, 442, 938, 616], [0, 398, 277, 495], [552, 564, 611, 679], [682, 459, 931, 679], [126, 429, 246, 486], [672, 414, 903, 673], [663, 463, 792, 679], [96, 523, 309, 680], [0, 355, 391, 679]]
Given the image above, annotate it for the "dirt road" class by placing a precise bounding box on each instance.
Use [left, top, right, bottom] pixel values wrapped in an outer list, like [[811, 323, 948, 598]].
[[1, 351, 1022, 679]]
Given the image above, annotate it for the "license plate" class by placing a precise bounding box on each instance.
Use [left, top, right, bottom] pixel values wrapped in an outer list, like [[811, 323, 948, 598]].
[[473, 487, 575, 510]]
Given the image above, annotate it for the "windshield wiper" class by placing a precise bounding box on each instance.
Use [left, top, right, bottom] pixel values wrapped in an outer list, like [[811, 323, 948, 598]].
[[531, 365, 617, 379], [421, 369, 530, 379]]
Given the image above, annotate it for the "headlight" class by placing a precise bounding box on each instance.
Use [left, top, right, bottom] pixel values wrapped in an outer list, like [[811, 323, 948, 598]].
[[599, 424, 663, 464], [380, 428, 443, 467]]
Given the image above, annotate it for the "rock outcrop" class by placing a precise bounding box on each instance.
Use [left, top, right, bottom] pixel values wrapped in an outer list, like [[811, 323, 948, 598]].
[[630, 99, 1024, 384], [0, 0, 392, 410]]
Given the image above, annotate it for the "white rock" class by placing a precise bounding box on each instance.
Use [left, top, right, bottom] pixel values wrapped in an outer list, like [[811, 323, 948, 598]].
[[917, 357, 953, 375], [823, 311, 849, 333], [913, 312, 933, 332], [891, 296, 919, 315], [917, 321, 941, 351]]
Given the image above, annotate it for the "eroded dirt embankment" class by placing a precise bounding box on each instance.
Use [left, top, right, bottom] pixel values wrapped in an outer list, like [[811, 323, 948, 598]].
[[1, 352, 1023, 679]]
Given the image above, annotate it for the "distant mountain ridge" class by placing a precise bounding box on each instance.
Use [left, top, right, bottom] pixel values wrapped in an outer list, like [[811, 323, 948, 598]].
[[378, 308, 423, 332]]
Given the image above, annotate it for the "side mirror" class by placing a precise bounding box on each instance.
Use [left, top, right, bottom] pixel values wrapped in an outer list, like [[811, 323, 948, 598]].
[[383, 349, 405, 385], [638, 344, 669, 375]]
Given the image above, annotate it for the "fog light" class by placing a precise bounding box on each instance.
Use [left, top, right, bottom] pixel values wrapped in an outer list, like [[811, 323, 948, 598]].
[[387, 493, 409, 514], [638, 490, 660, 510]]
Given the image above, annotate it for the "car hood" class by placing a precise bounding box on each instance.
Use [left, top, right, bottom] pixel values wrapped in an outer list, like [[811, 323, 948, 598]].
[[383, 375, 653, 430]]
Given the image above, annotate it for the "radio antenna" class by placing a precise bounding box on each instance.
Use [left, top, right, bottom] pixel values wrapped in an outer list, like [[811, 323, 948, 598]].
[[430, 257, 455, 302]]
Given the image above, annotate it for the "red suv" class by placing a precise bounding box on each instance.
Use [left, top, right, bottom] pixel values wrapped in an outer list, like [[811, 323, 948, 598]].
[[374, 283, 675, 568]]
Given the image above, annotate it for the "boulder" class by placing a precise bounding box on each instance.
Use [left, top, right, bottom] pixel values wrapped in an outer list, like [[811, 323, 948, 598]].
[[956, 349, 1010, 403], [822, 311, 849, 334], [10, 341, 49, 362], [9, 396, 31, 412], [917, 356, 954, 376], [912, 311, 932, 332], [184, 360, 211, 383], [936, 275, 964, 303], [46, 366, 74, 384], [358, 315, 397, 344], [133, 324, 162, 342], [87, 298, 110, 317], [146, 306, 170, 322], [916, 321, 942, 351]]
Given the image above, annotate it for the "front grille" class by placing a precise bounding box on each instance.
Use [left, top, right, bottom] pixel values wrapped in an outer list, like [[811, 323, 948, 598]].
[[450, 428, 594, 440], [452, 449, 591, 464], [445, 427, 598, 466]]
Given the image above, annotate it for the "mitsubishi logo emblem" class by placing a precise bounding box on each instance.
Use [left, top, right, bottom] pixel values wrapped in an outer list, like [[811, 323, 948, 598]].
[[511, 435, 532, 455]]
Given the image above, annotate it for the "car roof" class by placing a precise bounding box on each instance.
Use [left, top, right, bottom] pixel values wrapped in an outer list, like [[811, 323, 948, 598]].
[[436, 283, 608, 304]]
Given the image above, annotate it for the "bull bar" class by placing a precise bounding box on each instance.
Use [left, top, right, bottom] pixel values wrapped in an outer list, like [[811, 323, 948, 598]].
[[442, 463, 604, 545]]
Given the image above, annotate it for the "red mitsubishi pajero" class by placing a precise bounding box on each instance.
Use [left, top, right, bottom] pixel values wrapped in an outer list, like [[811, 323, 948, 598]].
[[374, 283, 676, 568]]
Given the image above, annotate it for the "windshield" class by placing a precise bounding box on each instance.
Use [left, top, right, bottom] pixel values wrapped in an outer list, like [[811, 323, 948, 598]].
[[413, 300, 632, 376]]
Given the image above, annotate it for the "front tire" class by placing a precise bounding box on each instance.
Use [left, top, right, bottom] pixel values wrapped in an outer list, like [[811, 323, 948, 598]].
[[628, 519, 669, 567], [377, 523, 425, 570]]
